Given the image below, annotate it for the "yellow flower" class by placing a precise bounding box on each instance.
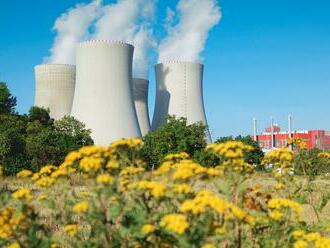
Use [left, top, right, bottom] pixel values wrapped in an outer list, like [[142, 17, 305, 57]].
[[273, 183, 284, 190], [164, 152, 190, 161], [12, 188, 33, 201], [160, 214, 189, 234], [269, 210, 284, 220], [142, 224, 156, 234], [96, 174, 114, 185], [172, 184, 192, 194], [215, 227, 226, 234], [268, 198, 303, 214], [134, 181, 166, 198], [79, 191, 91, 197], [202, 244, 216, 248], [293, 240, 308, 248], [37, 194, 47, 201], [50, 244, 61, 248], [106, 160, 120, 169], [35, 177, 55, 187], [39, 165, 57, 175], [6, 243, 20, 248], [119, 167, 145, 177], [31, 172, 41, 181], [16, 169, 33, 178], [292, 230, 305, 239], [64, 224, 78, 237], [79, 157, 103, 173], [73, 201, 89, 213], [51, 168, 68, 178]]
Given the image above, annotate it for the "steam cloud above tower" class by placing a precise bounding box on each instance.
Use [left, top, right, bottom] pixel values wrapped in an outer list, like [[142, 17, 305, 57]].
[[158, 0, 221, 63], [44, 0, 221, 78]]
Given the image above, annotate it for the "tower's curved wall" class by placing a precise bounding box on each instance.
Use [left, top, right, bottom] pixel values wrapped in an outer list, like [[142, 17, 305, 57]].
[[133, 78, 150, 136], [34, 64, 75, 120], [152, 62, 211, 142], [71, 40, 141, 145]]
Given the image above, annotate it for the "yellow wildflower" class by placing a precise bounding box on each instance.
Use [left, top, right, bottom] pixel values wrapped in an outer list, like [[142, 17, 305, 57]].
[[269, 210, 284, 220], [39, 165, 57, 175], [134, 181, 166, 198], [37, 194, 47, 201], [268, 198, 303, 214], [160, 214, 189, 234], [16, 169, 33, 178], [164, 152, 190, 161], [12, 188, 33, 201], [96, 174, 114, 185], [79, 157, 103, 173], [202, 244, 216, 248], [6, 243, 20, 248], [72, 201, 89, 213], [215, 227, 226, 234], [294, 240, 308, 248], [106, 159, 120, 169], [51, 168, 68, 178], [35, 177, 55, 187], [273, 183, 284, 190], [120, 167, 145, 177], [172, 184, 192, 194], [64, 224, 78, 237], [142, 224, 156, 234]]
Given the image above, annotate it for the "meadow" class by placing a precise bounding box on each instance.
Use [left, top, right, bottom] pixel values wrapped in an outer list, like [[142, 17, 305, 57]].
[[1, 139, 330, 248]]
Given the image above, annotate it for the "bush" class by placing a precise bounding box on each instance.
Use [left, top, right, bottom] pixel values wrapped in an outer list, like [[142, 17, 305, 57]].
[[141, 116, 207, 168], [215, 135, 264, 169], [293, 148, 330, 177]]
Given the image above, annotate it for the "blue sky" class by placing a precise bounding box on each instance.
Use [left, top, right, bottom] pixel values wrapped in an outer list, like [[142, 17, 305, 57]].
[[0, 0, 329, 139]]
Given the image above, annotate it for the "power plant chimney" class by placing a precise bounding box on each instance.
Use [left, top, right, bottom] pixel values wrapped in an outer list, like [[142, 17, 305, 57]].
[[133, 78, 151, 136], [270, 116, 275, 149], [253, 118, 258, 142], [152, 62, 211, 143], [71, 40, 142, 145], [34, 64, 76, 119]]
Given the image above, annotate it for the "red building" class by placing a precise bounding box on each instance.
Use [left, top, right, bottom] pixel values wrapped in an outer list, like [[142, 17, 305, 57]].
[[256, 125, 330, 151]]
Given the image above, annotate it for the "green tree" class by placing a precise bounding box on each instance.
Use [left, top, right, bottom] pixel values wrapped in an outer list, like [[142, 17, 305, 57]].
[[54, 116, 94, 147], [0, 82, 17, 114], [25, 115, 94, 170], [0, 114, 28, 175], [28, 106, 53, 126], [141, 116, 208, 168]]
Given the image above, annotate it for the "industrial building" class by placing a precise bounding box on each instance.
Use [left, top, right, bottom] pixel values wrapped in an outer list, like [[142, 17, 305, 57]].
[[152, 62, 211, 142], [34, 64, 76, 120], [70, 40, 142, 145], [133, 78, 151, 136], [34, 40, 212, 145], [254, 123, 330, 151]]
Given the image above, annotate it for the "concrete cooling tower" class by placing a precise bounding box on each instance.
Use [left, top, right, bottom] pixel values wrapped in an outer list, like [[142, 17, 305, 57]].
[[152, 62, 212, 142], [71, 40, 142, 145], [34, 64, 75, 120], [133, 78, 151, 136]]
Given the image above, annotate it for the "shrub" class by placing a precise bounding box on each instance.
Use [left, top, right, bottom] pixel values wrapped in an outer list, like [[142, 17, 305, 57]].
[[141, 116, 208, 168]]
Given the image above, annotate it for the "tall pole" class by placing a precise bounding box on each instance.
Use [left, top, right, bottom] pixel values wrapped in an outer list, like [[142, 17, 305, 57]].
[[270, 116, 274, 149], [253, 118, 258, 142], [288, 114, 293, 150]]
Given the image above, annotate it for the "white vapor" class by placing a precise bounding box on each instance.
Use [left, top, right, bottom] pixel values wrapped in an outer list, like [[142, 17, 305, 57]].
[[93, 0, 156, 79], [44, 0, 101, 64], [158, 0, 221, 63]]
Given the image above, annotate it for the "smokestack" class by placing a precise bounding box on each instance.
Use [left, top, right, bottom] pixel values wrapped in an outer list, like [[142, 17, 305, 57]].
[[34, 64, 76, 119], [152, 61, 211, 143], [270, 116, 274, 149], [133, 78, 151, 136], [71, 40, 142, 145], [253, 118, 258, 142]]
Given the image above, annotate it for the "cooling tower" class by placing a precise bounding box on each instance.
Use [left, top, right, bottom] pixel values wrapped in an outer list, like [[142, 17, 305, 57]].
[[34, 64, 75, 119], [71, 40, 141, 145], [152, 62, 212, 142], [133, 78, 151, 136]]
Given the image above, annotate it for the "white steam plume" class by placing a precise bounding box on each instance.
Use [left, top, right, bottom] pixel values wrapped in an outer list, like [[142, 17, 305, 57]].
[[158, 0, 221, 63], [93, 0, 156, 79], [44, 0, 101, 64]]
